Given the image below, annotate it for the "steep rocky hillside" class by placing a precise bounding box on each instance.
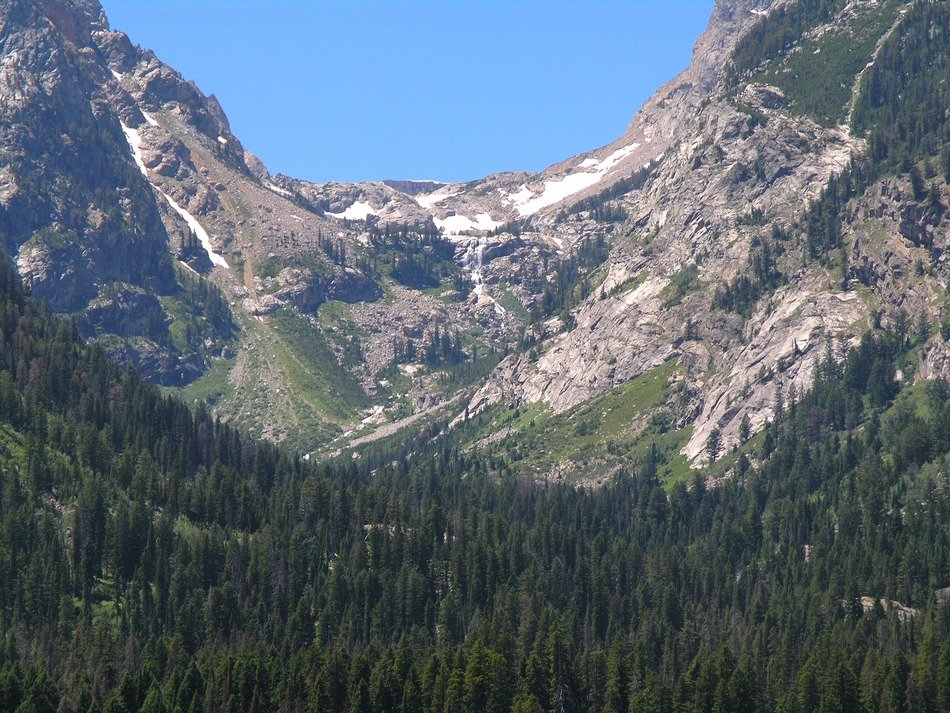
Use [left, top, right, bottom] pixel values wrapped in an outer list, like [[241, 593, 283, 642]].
[[0, 0, 532, 449], [461, 0, 949, 480]]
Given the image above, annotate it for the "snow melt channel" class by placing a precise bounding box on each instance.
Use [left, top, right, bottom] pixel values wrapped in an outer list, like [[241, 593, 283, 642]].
[[120, 121, 148, 177], [119, 121, 228, 269], [162, 193, 230, 269]]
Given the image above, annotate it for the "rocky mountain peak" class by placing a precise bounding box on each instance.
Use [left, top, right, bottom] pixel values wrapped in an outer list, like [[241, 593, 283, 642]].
[[35, 0, 107, 45]]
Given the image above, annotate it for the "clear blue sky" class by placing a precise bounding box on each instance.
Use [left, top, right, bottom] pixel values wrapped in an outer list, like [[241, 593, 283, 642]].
[[101, 1, 714, 183]]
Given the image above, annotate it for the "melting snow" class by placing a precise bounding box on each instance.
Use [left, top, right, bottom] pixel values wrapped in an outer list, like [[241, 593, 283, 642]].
[[110, 69, 123, 81], [142, 111, 159, 127], [415, 186, 458, 210], [508, 185, 533, 205], [120, 121, 148, 177], [264, 181, 293, 198], [217, 135, 228, 144], [435, 212, 501, 235], [328, 200, 378, 221], [509, 142, 641, 216], [162, 192, 229, 268], [178, 260, 199, 276], [119, 120, 228, 269]]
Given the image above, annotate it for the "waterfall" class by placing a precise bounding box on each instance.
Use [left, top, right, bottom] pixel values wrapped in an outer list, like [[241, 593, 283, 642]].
[[463, 236, 488, 299]]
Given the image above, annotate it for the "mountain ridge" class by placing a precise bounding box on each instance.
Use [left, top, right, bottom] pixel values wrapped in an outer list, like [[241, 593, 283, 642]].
[[0, 2, 948, 708], [1, 0, 947, 470]]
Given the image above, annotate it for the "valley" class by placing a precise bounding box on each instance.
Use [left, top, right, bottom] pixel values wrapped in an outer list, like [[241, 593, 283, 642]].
[[0, 0, 947, 709]]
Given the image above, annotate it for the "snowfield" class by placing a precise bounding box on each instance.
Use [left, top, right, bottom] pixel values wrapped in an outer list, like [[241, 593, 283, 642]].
[[510, 142, 641, 216], [327, 200, 378, 221], [435, 212, 502, 235], [415, 185, 459, 210]]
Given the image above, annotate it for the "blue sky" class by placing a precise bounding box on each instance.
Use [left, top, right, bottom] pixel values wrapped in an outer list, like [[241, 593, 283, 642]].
[[101, 1, 714, 183]]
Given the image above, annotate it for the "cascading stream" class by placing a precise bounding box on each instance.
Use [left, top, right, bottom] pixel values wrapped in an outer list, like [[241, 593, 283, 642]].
[[462, 236, 488, 300]]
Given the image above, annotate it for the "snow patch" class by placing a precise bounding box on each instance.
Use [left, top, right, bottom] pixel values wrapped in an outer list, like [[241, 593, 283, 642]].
[[178, 260, 199, 276], [264, 181, 293, 198], [435, 212, 501, 235], [120, 121, 148, 177], [142, 111, 159, 127], [162, 192, 229, 269], [415, 186, 458, 210], [508, 185, 533, 206], [327, 200, 378, 221], [509, 142, 641, 216]]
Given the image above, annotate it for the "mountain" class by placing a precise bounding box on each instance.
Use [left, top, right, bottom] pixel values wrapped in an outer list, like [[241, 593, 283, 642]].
[[462, 0, 949, 476], [1, 0, 541, 450], [0, 143, 948, 713], [0, 0, 948, 472], [0, 0, 948, 710]]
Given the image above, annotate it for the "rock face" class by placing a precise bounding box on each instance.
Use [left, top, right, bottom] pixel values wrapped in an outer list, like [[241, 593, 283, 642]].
[[460, 0, 949, 467], [75, 284, 167, 341], [244, 267, 382, 316], [0, 0, 175, 310], [472, 88, 866, 460], [0, 0, 247, 383]]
